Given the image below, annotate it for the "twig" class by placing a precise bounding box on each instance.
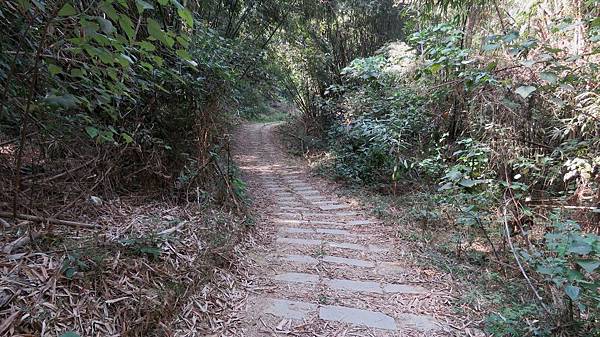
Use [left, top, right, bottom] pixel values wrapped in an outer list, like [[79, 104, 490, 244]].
[[0, 218, 10, 228], [0, 211, 101, 229], [501, 199, 550, 313]]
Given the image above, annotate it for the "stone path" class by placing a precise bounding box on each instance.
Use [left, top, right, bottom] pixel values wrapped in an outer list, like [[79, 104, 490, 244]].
[[234, 123, 456, 336]]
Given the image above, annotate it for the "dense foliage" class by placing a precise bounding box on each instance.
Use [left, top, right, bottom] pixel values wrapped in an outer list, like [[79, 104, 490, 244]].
[[282, 0, 600, 335], [0, 0, 289, 214]]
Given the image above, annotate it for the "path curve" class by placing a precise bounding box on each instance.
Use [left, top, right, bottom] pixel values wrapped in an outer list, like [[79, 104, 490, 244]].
[[233, 123, 459, 337]]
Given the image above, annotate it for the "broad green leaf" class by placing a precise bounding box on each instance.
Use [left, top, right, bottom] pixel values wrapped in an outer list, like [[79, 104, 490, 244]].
[[97, 17, 115, 34], [176, 35, 189, 48], [63, 267, 76, 279], [138, 41, 156, 51], [48, 63, 62, 75], [515, 85, 536, 99], [118, 15, 135, 40], [569, 240, 592, 255], [136, 0, 154, 12], [117, 54, 134, 67], [45, 94, 77, 108], [177, 8, 193, 27], [85, 126, 99, 138], [520, 60, 536, 68], [147, 19, 168, 46], [121, 133, 134, 144], [17, 0, 31, 11], [176, 49, 192, 60], [429, 63, 442, 73], [564, 285, 580, 301], [58, 3, 76, 16], [577, 260, 600, 273], [540, 71, 558, 84]]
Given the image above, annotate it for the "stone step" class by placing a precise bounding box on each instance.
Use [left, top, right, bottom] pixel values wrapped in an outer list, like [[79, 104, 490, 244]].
[[273, 272, 428, 295], [279, 254, 375, 268], [279, 206, 311, 211], [301, 195, 327, 201], [319, 204, 348, 211], [281, 227, 355, 236], [262, 298, 397, 331], [274, 219, 345, 226], [320, 305, 397, 331], [273, 212, 360, 218], [297, 190, 320, 196], [311, 200, 339, 205], [276, 237, 387, 252]]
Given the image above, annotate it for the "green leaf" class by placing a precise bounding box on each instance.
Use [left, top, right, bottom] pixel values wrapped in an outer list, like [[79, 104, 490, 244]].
[[59, 332, 80, 337], [118, 15, 135, 40], [121, 132, 134, 144], [429, 63, 442, 73], [136, 0, 154, 12], [45, 94, 77, 108], [564, 285, 580, 301], [483, 43, 500, 51], [540, 71, 558, 84], [177, 8, 193, 27], [569, 240, 592, 255], [176, 49, 192, 60], [48, 63, 62, 75], [140, 246, 161, 258], [147, 19, 173, 48], [58, 3, 77, 16], [63, 267, 76, 279], [577, 260, 600, 273], [85, 126, 99, 138], [138, 41, 156, 51], [515, 85, 536, 99], [520, 60, 536, 68], [97, 17, 115, 34], [458, 179, 484, 188], [170, 0, 184, 9]]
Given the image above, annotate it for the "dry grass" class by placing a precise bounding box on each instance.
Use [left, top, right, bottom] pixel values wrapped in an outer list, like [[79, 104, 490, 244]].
[[0, 199, 249, 337]]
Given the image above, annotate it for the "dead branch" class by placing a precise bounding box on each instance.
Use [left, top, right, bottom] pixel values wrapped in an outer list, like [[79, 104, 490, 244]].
[[0, 211, 101, 229]]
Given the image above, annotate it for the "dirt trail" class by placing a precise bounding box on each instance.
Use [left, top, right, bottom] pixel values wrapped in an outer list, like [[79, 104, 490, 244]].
[[232, 123, 464, 336]]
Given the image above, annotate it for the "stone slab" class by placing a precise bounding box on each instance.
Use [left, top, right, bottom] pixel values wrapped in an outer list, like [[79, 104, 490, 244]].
[[396, 313, 441, 331], [281, 227, 352, 236], [275, 219, 344, 226], [282, 254, 318, 264], [298, 190, 320, 196], [382, 284, 428, 294], [312, 200, 339, 205], [319, 305, 397, 331], [264, 298, 317, 320], [274, 272, 319, 283], [277, 237, 322, 246], [325, 278, 382, 293], [279, 206, 311, 211], [319, 204, 348, 211], [322, 255, 375, 268], [347, 220, 376, 226]]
